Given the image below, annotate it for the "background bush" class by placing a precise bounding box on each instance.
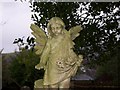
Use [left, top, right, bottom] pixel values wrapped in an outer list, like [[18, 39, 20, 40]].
[[8, 37, 44, 89]]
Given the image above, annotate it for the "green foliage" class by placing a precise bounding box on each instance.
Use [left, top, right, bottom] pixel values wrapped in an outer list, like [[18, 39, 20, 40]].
[[74, 2, 119, 68], [9, 37, 44, 89], [95, 46, 119, 85], [31, 2, 81, 30], [13, 36, 35, 51], [9, 49, 44, 89], [2, 55, 12, 88]]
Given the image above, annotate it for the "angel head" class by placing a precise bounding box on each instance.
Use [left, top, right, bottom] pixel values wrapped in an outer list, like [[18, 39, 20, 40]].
[[47, 17, 65, 37]]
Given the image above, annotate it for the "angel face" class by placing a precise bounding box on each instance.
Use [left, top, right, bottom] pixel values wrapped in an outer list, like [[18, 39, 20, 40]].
[[51, 23, 63, 36]]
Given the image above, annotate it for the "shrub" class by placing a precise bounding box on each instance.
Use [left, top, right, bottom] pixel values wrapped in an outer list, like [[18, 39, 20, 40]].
[[9, 49, 44, 89]]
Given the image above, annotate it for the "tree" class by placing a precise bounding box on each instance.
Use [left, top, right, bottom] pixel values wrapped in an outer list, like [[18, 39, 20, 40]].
[[31, 2, 80, 30], [31, 2, 120, 67]]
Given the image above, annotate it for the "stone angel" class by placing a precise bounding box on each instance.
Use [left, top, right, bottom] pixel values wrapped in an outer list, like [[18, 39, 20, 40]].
[[30, 17, 83, 89]]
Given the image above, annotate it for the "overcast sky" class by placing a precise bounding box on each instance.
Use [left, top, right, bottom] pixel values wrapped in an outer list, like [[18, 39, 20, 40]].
[[0, 0, 33, 53]]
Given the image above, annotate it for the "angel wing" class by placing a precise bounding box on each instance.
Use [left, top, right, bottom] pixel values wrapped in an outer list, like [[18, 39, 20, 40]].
[[30, 24, 47, 55], [69, 25, 83, 40]]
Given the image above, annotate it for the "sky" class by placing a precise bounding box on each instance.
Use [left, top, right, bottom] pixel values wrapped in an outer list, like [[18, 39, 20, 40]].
[[0, 0, 33, 53]]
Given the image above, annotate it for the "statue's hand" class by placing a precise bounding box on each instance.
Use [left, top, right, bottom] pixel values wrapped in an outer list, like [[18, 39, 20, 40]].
[[35, 63, 44, 70], [65, 57, 76, 66], [76, 55, 83, 66]]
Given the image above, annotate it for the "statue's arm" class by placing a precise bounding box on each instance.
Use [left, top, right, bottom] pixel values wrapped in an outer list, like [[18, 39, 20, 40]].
[[35, 40, 51, 70]]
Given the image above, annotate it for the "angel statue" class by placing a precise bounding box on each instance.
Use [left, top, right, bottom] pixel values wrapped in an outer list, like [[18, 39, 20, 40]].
[[30, 17, 83, 89]]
